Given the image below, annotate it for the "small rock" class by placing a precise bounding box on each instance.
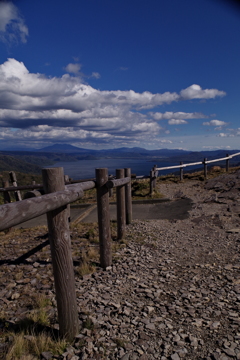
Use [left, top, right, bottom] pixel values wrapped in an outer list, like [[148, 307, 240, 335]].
[[171, 353, 180, 360], [41, 352, 53, 360]]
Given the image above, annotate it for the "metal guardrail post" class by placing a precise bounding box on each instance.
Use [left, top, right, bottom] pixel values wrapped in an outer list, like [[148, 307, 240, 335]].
[[96, 168, 112, 268], [116, 168, 126, 240], [42, 167, 79, 341]]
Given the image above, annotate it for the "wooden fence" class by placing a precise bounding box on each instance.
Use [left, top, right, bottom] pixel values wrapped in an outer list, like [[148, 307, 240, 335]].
[[0, 167, 131, 341], [149, 152, 240, 193]]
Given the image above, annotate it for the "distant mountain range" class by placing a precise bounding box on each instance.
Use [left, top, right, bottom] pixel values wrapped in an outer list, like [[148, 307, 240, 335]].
[[0, 144, 239, 174], [36, 143, 192, 157]]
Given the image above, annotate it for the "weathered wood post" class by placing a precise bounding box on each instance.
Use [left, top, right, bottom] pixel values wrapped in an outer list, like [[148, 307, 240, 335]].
[[2, 180, 11, 204], [9, 171, 22, 201], [153, 165, 157, 189], [96, 168, 112, 268], [2, 180, 12, 233], [108, 175, 113, 197], [42, 167, 79, 341], [64, 175, 71, 222], [226, 154, 229, 172], [116, 169, 126, 240], [180, 162, 184, 181], [203, 158, 208, 179], [150, 170, 154, 195], [124, 168, 132, 224]]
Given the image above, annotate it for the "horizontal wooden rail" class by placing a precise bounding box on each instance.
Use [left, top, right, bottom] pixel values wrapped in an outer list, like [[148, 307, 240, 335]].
[[156, 152, 240, 172], [205, 156, 233, 164], [231, 152, 240, 158], [156, 161, 202, 171], [135, 175, 150, 179], [0, 184, 43, 192], [66, 175, 114, 184], [0, 182, 95, 231], [105, 177, 130, 189]]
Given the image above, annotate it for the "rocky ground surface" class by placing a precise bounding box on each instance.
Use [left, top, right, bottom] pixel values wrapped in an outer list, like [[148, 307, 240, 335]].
[[1, 170, 240, 359]]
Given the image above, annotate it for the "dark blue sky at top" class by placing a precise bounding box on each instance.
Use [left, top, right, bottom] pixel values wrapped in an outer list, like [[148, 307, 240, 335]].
[[0, 0, 240, 150]]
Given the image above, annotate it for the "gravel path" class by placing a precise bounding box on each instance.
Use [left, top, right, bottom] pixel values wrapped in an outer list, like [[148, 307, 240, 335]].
[[1, 171, 240, 359]]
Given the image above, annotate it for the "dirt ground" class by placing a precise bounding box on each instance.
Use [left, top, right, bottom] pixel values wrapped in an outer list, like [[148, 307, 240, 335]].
[[1, 169, 240, 359]]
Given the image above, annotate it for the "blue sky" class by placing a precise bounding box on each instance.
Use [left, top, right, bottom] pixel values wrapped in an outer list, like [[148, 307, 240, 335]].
[[0, 0, 239, 151]]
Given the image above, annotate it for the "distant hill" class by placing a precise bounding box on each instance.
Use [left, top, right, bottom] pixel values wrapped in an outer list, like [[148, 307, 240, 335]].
[[37, 144, 192, 158], [0, 146, 239, 176], [38, 143, 91, 153], [0, 155, 41, 174]]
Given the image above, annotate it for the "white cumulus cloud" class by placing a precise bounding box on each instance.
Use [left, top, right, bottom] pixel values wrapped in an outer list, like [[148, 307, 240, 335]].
[[64, 63, 82, 75], [91, 72, 101, 79], [168, 119, 188, 125], [203, 120, 228, 126], [0, 58, 228, 147], [159, 139, 173, 144], [0, 2, 28, 43], [180, 84, 226, 100], [149, 111, 208, 121]]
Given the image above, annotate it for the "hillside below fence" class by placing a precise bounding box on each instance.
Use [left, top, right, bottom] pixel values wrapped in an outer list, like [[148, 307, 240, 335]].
[[0, 166, 131, 341], [0, 151, 240, 340]]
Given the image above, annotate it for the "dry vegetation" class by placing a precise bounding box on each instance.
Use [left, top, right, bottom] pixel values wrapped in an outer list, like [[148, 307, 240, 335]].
[[0, 165, 240, 358], [0, 219, 126, 359]]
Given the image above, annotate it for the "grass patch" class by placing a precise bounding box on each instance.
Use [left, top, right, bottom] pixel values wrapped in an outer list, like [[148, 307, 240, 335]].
[[76, 261, 96, 276], [4, 330, 67, 360], [82, 317, 94, 331], [2, 293, 67, 360]]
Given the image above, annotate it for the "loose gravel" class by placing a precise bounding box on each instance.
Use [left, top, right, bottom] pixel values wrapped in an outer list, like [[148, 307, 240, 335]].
[[1, 170, 240, 359]]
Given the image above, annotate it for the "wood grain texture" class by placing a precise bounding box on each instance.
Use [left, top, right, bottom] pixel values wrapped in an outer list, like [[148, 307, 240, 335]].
[[0, 183, 91, 231], [9, 171, 22, 201], [42, 167, 79, 341], [150, 170, 154, 195], [180, 162, 184, 181], [203, 158, 208, 179], [226, 154, 229, 172], [2, 180, 11, 204], [124, 168, 132, 224], [116, 169, 126, 240], [96, 168, 112, 269], [153, 165, 157, 189], [105, 177, 130, 189]]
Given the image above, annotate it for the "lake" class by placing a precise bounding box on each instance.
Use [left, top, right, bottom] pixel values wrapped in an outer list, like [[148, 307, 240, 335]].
[[46, 158, 181, 180]]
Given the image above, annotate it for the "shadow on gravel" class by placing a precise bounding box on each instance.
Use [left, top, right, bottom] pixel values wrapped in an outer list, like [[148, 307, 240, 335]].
[[132, 198, 193, 221]]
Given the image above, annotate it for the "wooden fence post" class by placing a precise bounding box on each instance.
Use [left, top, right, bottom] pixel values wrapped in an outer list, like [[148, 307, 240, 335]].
[[124, 168, 132, 224], [42, 167, 79, 341], [180, 162, 184, 181], [2, 180, 11, 233], [116, 169, 126, 240], [64, 175, 71, 222], [9, 171, 22, 201], [203, 158, 208, 179], [153, 165, 157, 189], [226, 154, 229, 172], [2, 180, 11, 204], [150, 170, 154, 195], [96, 168, 112, 268]]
